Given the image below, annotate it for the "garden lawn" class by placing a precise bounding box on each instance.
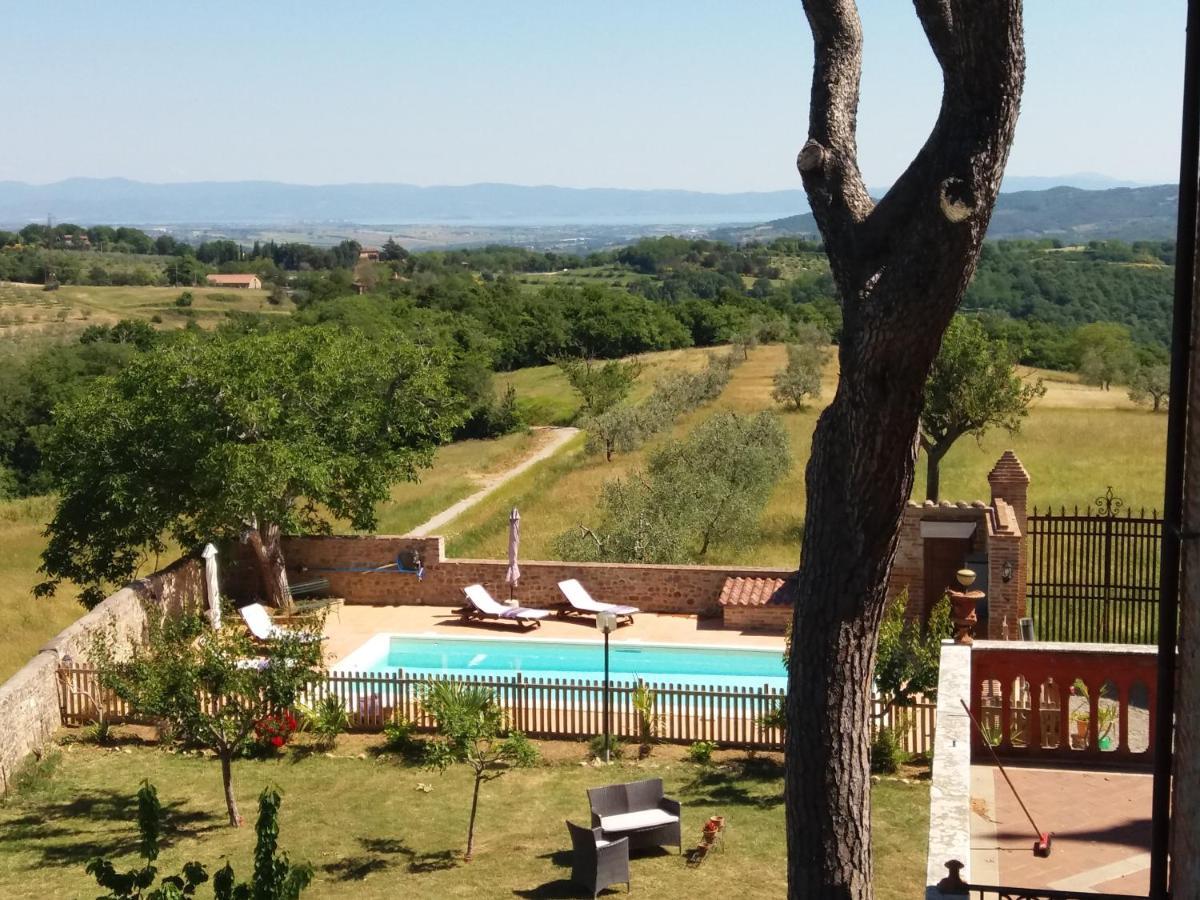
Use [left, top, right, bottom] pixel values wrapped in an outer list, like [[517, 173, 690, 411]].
[[0, 737, 929, 900]]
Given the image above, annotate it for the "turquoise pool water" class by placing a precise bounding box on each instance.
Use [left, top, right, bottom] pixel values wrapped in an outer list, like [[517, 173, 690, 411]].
[[336, 635, 787, 691]]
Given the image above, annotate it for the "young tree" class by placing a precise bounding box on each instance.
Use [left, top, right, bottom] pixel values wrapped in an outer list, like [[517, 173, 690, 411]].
[[556, 355, 642, 416], [873, 589, 951, 714], [787, 3, 1024, 898], [772, 337, 830, 411], [1129, 363, 1170, 411], [36, 327, 462, 609], [919, 316, 1045, 501], [583, 404, 651, 462], [1074, 321, 1137, 390], [93, 612, 324, 827], [421, 681, 539, 861], [85, 782, 312, 899]]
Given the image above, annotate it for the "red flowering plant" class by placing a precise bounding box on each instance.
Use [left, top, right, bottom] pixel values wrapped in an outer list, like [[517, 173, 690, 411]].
[[254, 710, 299, 750]]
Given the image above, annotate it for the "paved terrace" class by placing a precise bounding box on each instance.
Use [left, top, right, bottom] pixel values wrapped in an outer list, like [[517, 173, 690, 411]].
[[322, 604, 786, 667], [970, 764, 1152, 894]]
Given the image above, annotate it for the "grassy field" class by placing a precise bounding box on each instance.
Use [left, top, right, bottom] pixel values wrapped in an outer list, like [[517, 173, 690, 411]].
[[0, 497, 94, 682], [0, 736, 928, 900], [453, 345, 1167, 567], [0, 281, 291, 342]]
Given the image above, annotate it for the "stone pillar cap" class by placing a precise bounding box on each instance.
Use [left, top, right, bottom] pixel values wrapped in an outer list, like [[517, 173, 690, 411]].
[[988, 450, 1030, 485]]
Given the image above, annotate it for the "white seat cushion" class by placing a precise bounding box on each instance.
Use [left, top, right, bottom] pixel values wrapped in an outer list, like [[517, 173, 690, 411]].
[[599, 809, 678, 833]]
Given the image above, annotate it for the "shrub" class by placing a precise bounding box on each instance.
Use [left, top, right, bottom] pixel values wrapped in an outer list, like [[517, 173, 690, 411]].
[[383, 715, 419, 754], [299, 694, 350, 750], [870, 726, 907, 775], [175, 290, 193, 307], [588, 733, 624, 761], [255, 710, 299, 751], [687, 740, 716, 765]]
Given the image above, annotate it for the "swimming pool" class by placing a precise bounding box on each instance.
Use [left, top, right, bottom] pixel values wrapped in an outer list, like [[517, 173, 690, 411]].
[[334, 634, 787, 691]]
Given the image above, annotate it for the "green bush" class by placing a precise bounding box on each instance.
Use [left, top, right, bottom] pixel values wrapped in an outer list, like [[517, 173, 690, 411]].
[[382, 715, 418, 754], [588, 734, 624, 760], [300, 694, 350, 750], [687, 740, 716, 765], [870, 726, 907, 775], [175, 290, 193, 307]]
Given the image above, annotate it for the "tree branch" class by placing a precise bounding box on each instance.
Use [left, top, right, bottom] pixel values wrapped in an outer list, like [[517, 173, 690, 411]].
[[797, 0, 874, 268]]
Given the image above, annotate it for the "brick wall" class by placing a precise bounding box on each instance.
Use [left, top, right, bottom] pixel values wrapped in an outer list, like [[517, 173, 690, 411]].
[[227, 534, 794, 617], [724, 604, 792, 634], [0, 555, 204, 790]]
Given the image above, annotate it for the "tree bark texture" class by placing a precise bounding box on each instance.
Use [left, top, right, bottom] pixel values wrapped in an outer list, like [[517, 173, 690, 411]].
[[1171, 233, 1200, 896], [220, 752, 242, 827], [786, 3, 1024, 898], [244, 521, 291, 611]]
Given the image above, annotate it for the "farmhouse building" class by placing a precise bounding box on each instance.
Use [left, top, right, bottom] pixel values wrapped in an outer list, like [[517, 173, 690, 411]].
[[205, 273, 262, 289], [359, 247, 381, 261]]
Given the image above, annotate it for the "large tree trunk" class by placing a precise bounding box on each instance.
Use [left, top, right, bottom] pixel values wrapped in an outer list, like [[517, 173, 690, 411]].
[[244, 521, 291, 611], [785, 3, 1024, 897]]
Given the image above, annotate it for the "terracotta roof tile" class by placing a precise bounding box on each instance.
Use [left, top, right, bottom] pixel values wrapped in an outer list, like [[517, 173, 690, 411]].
[[718, 574, 796, 607]]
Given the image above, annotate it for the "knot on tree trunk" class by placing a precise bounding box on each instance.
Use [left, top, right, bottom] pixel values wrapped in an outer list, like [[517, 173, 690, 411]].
[[938, 177, 976, 223], [797, 140, 827, 174]]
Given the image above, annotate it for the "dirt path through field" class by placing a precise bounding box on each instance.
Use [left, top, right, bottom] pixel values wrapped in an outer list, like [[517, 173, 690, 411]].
[[405, 425, 580, 536]]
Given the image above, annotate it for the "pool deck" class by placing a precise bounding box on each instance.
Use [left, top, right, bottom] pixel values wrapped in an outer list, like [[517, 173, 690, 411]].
[[322, 604, 786, 667]]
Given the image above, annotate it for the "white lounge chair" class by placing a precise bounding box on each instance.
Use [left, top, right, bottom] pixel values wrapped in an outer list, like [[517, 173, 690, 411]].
[[557, 579, 638, 626], [461, 584, 550, 630], [238, 603, 325, 642]]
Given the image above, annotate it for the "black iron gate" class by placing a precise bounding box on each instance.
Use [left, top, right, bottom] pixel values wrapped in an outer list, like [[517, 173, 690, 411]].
[[1027, 488, 1162, 644]]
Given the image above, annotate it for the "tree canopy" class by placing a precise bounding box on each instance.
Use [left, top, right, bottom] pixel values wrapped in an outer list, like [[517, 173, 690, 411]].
[[37, 326, 463, 607], [919, 316, 1044, 501]]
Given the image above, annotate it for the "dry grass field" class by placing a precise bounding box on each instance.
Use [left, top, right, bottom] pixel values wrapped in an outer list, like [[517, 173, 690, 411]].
[[452, 345, 1166, 567], [0, 281, 291, 342]]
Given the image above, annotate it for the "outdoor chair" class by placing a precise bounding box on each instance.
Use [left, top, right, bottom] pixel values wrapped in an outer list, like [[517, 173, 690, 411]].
[[238, 603, 326, 643], [459, 584, 550, 630], [565, 821, 630, 898], [557, 579, 638, 626], [587, 778, 681, 852]]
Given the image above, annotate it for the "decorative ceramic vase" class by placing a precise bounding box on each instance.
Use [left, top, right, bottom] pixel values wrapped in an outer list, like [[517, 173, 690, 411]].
[[946, 568, 985, 645]]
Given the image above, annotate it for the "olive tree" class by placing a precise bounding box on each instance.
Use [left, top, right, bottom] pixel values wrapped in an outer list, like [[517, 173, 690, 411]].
[[36, 327, 462, 609], [1129, 363, 1170, 412], [787, 2, 1025, 897], [919, 316, 1044, 501]]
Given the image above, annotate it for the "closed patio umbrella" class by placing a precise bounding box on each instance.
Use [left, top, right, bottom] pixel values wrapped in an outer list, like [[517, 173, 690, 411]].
[[505, 507, 521, 601]]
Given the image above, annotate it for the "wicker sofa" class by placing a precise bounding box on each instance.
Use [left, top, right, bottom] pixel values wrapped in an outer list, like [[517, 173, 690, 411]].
[[586, 778, 682, 852]]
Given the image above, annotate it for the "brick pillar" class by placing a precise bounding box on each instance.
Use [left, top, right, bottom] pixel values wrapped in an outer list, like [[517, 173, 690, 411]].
[[987, 451, 1031, 638]]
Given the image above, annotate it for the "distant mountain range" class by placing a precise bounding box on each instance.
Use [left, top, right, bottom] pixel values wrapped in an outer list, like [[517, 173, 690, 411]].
[[0, 173, 1156, 229], [716, 184, 1180, 243]]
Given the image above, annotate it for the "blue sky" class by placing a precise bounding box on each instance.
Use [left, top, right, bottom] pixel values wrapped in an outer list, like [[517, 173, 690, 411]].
[[2, 1, 1186, 191]]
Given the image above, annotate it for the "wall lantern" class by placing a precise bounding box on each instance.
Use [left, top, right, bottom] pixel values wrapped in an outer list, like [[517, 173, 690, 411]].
[[1001, 559, 1014, 583]]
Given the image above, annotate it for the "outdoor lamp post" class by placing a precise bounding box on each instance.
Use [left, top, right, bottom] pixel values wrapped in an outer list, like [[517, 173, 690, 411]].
[[596, 610, 618, 762]]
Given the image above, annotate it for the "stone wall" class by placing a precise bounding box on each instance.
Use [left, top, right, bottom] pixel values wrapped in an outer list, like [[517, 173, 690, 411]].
[[227, 534, 794, 617], [0, 556, 204, 792]]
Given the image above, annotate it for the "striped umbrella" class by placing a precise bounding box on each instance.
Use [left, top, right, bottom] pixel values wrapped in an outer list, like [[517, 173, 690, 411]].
[[505, 507, 521, 601]]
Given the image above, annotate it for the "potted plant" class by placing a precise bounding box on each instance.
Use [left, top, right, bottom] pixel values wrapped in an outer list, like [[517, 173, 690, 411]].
[[1070, 680, 1118, 750]]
